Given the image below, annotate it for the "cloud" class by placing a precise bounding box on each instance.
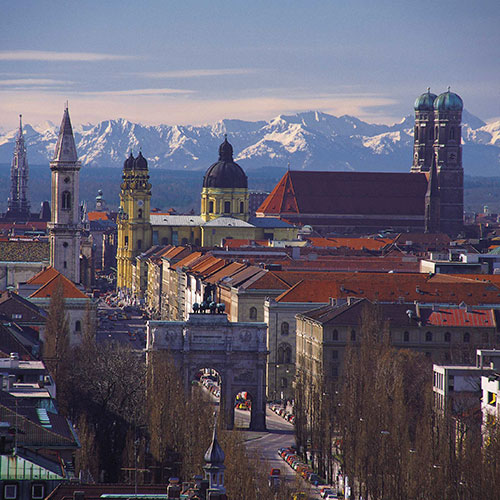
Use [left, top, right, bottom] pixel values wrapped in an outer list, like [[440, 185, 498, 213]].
[[0, 88, 403, 130], [0, 50, 134, 62], [0, 78, 73, 86], [80, 88, 195, 96], [142, 68, 256, 79]]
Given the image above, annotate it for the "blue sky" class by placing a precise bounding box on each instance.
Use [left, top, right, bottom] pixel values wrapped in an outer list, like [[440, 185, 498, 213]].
[[1, 0, 499, 129]]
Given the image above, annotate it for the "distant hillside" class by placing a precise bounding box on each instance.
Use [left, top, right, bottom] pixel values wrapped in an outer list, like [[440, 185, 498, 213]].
[[1, 109, 499, 176]]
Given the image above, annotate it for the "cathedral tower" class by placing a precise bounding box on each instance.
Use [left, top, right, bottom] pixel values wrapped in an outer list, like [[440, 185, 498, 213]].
[[6, 115, 30, 219], [48, 106, 82, 283], [116, 151, 152, 292], [411, 89, 437, 173], [433, 88, 464, 235], [201, 137, 249, 222], [412, 88, 464, 236]]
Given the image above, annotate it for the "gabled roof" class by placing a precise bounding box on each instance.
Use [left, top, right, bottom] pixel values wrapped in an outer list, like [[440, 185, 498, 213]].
[[87, 211, 109, 221], [305, 237, 393, 251], [27, 266, 60, 285], [204, 262, 247, 284], [0, 290, 47, 320], [257, 170, 427, 216], [171, 252, 204, 271], [29, 273, 87, 299]]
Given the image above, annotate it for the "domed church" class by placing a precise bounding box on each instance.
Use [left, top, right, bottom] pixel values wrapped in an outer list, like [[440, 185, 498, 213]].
[[257, 89, 464, 237], [201, 136, 249, 222]]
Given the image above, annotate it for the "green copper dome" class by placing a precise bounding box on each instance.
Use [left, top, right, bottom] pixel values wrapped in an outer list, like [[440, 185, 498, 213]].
[[414, 89, 437, 111], [434, 89, 463, 111]]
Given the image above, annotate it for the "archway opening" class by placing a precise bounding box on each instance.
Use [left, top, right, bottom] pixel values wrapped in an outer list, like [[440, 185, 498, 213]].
[[233, 390, 254, 430]]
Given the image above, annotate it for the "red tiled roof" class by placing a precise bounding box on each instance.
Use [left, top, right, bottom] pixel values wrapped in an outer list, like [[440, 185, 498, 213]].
[[426, 308, 495, 327], [26, 266, 60, 285], [204, 262, 247, 284], [275, 272, 500, 306], [221, 239, 270, 248], [29, 273, 88, 299], [305, 237, 393, 251], [171, 252, 204, 270], [87, 211, 109, 221], [257, 171, 428, 216]]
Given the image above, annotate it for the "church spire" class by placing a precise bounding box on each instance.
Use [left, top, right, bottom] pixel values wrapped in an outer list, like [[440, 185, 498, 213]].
[[203, 413, 226, 495], [52, 105, 78, 163], [7, 114, 30, 218]]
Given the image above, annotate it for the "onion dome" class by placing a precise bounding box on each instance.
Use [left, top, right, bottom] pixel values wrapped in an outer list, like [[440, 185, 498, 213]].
[[414, 88, 437, 111], [203, 137, 248, 189], [434, 88, 463, 111], [204, 425, 225, 465], [124, 152, 135, 171], [134, 151, 148, 170]]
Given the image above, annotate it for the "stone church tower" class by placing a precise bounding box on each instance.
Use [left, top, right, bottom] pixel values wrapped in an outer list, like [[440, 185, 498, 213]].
[[412, 88, 464, 235], [116, 152, 152, 292], [48, 106, 82, 284]]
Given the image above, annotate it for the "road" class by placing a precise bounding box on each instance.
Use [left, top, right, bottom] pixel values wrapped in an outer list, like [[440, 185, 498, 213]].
[[237, 406, 325, 499]]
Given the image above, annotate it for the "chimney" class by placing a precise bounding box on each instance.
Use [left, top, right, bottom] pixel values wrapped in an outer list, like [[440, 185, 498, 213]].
[[9, 353, 19, 369]]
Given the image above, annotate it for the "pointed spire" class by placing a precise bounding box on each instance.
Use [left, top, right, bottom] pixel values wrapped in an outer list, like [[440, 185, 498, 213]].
[[52, 105, 78, 163], [204, 413, 225, 465]]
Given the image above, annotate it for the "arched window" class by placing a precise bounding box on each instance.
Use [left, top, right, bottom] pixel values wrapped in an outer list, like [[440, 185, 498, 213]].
[[249, 307, 257, 320], [277, 346, 284, 364], [138, 208, 143, 219], [450, 127, 455, 140], [332, 329, 338, 341], [62, 191, 71, 210], [404, 331, 409, 342], [425, 331, 433, 342], [350, 330, 356, 342], [137, 239, 142, 250], [224, 201, 231, 213], [444, 331, 451, 342], [209, 200, 214, 213], [75, 320, 81, 332], [281, 322, 289, 336], [240, 201, 244, 213], [463, 332, 470, 343], [284, 345, 292, 364]]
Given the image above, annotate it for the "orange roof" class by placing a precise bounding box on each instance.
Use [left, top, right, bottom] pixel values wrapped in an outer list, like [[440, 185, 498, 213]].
[[305, 237, 393, 251], [26, 266, 60, 285], [221, 239, 270, 248], [29, 272, 87, 299], [171, 252, 204, 271], [274, 272, 500, 306], [205, 262, 247, 284], [87, 212, 109, 221]]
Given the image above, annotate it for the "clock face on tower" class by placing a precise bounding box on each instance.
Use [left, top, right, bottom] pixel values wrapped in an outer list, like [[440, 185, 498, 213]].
[[138, 200, 144, 207]]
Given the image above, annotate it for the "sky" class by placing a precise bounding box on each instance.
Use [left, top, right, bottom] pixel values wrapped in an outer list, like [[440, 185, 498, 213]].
[[1, 0, 499, 130]]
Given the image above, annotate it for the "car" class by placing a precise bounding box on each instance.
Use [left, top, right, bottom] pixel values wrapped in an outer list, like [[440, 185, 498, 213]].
[[321, 489, 335, 498]]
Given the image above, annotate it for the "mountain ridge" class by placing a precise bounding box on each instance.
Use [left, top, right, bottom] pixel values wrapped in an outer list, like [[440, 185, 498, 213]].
[[1, 110, 499, 176]]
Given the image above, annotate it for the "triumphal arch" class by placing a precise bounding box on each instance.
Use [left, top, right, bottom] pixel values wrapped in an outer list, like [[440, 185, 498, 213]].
[[146, 312, 268, 430]]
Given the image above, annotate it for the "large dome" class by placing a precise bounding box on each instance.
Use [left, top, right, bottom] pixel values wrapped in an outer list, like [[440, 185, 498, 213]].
[[434, 89, 463, 111], [134, 151, 148, 170], [203, 137, 248, 189], [414, 89, 437, 111], [123, 152, 135, 171]]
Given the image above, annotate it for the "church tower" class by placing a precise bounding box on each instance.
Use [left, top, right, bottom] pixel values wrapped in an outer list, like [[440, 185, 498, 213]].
[[48, 106, 82, 283], [433, 88, 464, 235], [6, 115, 30, 220], [411, 89, 437, 173], [116, 151, 152, 292], [201, 137, 249, 222]]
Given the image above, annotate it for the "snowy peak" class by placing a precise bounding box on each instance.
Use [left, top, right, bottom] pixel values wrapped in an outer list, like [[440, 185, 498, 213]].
[[0, 109, 499, 176]]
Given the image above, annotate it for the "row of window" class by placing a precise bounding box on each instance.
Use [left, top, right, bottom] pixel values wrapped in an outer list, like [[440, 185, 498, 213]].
[[3, 482, 45, 500], [327, 329, 491, 344], [208, 200, 245, 214]]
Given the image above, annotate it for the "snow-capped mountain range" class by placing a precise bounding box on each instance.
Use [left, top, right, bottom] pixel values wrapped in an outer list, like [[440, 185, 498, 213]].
[[1, 110, 499, 175]]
